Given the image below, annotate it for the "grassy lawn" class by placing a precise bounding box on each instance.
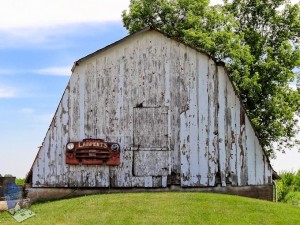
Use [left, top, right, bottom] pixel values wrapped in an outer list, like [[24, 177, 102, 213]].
[[0, 192, 300, 225]]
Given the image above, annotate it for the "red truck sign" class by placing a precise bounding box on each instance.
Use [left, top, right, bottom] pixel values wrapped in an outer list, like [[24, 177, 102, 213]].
[[66, 139, 120, 166]]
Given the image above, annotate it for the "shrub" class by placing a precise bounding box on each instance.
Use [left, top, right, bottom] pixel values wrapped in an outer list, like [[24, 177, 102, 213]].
[[284, 191, 300, 206], [293, 171, 300, 192], [276, 170, 300, 203]]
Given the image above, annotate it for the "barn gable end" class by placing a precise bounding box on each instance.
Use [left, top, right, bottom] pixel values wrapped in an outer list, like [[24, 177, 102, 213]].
[[26, 28, 275, 200]]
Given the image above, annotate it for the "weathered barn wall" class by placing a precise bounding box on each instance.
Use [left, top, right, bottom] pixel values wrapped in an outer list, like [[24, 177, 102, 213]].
[[30, 29, 273, 189]]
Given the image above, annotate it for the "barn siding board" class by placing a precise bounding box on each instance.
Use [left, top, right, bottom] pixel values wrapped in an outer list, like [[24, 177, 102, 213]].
[[32, 146, 44, 187], [180, 45, 191, 187], [41, 132, 50, 186], [45, 125, 53, 185], [239, 106, 248, 186], [136, 35, 146, 106], [91, 61, 98, 138], [187, 48, 201, 186], [103, 55, 112, 137], [29, 29, 274, 191], [235, 96, 242, 186], [112, 53, 119, 135], [95, 57, 105, 136], [226, 78, 238, 186], [207, 59, 218, 186], [246, 116, 256, 185], [163, 37, 172, 176], [53, 110, 61, 185], [255, 139, 264, 185], [31, 149, 40, 187], [169, 41, 181, 177], [180, 110, 190, 186], [217, 67, 227, 186], [84, 62, 92, 137], [49, 121, 58, 186], [224, 78, 231, 184], [78, 65, 85, 140], [116, 61, 125, 138], [197, 53, 209, 186]]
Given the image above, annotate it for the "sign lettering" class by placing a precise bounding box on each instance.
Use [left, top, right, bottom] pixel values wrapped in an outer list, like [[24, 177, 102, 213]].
[[78, 141, 108, 148]]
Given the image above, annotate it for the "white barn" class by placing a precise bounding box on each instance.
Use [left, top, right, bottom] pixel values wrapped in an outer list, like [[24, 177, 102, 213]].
[[26, 27, 277, 201]]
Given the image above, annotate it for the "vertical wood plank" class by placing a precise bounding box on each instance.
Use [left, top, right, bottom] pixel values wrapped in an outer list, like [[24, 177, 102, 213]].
[[198, 53, 209, 186], [207, 59, 217, 186], [217, 66, 227, 186]]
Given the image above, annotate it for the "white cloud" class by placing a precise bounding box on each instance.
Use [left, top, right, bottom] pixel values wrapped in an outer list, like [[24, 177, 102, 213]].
[[0, 0, 130, 30], [0, 0, 130, 48], [35, 66, 72, 76], [0, 21, 124, 49], [0, 66, 72, 76], [0, 69, 14, 75], [0, 66, 71, 77], [0, 0, 297, 30], [0, 86, 17, 98], [21, 108, 35, 114], [0, 28, 61, 48], [1, 0, 296, 48]]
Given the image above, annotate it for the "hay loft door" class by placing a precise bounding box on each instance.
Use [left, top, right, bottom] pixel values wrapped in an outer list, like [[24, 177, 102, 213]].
[[132, 107, 169, 177]]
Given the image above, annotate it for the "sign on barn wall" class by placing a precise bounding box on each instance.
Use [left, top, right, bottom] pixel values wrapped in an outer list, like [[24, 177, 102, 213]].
[[66, 139, 120, 166]]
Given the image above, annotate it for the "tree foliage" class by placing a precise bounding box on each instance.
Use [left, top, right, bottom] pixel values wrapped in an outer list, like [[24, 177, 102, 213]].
[[122, 0, 300, 155]]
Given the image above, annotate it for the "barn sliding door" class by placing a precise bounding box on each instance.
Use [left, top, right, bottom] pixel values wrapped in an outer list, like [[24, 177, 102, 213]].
[[132, 107, 169, 177]]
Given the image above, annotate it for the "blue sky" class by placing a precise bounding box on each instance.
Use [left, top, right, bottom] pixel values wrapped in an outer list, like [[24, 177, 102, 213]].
[[0, 0, 299, 178], [0, 23, 128, 178]]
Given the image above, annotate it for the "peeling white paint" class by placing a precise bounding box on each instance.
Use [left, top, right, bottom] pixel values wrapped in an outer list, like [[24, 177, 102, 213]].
[[30, 30, 273, 188]]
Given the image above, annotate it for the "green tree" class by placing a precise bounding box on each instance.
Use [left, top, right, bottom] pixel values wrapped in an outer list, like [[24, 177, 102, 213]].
[[122, 0, 300, 155]]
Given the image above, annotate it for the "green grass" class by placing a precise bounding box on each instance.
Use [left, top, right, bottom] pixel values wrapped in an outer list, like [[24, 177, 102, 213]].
[[15, 178, 25, 186], [1, 192, 300, 225]]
